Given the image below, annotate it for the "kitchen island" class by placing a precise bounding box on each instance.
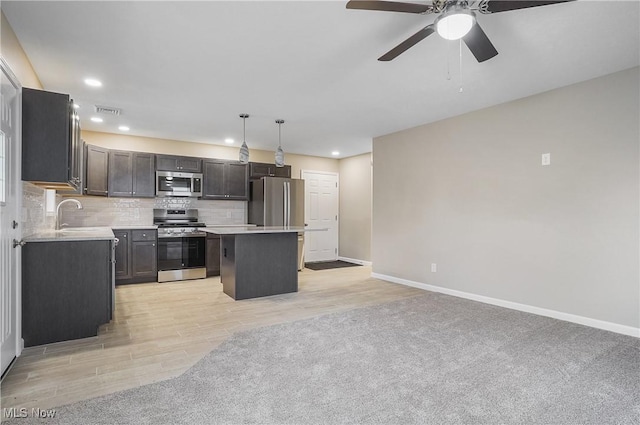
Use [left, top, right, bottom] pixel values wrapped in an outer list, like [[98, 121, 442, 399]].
[[203, 226, 310, 300]]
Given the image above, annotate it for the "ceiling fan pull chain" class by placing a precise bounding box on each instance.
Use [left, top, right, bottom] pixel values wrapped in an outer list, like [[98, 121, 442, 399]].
[[446, 40, 451, 80], [459, 39, 464, 93]]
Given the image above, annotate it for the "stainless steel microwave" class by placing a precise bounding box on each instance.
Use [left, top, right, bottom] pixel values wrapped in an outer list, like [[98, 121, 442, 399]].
[[156, 171, 202, 197]]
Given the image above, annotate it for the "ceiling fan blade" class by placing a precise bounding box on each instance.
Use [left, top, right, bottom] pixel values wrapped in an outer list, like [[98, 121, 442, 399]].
[[462, 23, 498, 62], [378, 25, 435, 61], [346, 0, 433, 14], [479, 0, 575, 14]]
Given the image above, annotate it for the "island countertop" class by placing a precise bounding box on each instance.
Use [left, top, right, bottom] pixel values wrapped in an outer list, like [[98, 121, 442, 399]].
[[203, 226, 315, 235]]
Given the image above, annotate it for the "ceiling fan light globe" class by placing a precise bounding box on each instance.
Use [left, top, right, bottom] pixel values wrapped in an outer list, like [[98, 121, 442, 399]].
[[436, 12, 475, 41]]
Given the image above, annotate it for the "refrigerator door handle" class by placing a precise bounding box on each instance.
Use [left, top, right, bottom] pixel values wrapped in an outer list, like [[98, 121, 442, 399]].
[[283, 181, 289, 227], [285, 181, 291, 227]]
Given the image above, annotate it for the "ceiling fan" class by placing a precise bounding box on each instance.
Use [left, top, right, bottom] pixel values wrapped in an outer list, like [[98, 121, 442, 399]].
[[346, 0, 575, 62]]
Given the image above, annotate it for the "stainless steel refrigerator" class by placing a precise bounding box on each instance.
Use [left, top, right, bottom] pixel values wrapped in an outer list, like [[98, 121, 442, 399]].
[[248, 177, 305, 269]]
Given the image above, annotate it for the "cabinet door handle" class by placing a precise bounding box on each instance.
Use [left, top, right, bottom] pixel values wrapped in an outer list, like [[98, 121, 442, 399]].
[[224, 248, 227, 257], [123, 234, 127, 238], [142, 233, 146, 237], [152, 243, 155, 247]]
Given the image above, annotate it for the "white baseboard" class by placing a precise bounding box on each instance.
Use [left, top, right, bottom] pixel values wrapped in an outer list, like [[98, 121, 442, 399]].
[[371, 272, 640, 338], [338, 256, 372, 266]]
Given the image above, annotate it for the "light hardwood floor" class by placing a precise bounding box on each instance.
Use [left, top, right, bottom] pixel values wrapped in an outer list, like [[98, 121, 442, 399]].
[[1, 266, 422, 412]]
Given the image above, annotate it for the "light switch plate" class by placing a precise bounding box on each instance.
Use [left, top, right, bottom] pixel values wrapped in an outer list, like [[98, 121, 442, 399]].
[[542, 153, 551, 166]]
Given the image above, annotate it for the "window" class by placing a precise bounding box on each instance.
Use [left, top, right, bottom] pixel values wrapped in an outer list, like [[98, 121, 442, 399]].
[[0, 131, 5, 205]]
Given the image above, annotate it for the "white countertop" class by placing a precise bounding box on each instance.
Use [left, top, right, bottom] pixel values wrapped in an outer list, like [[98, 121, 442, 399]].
[[203, 226, 325, 235], [24, 227, 116, 243], [111, 225, 158, 230]]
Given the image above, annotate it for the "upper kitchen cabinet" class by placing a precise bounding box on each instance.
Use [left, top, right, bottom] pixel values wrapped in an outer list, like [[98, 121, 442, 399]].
[[22, 88, 83, 192], [249, 162, 292, 179], [133, 152, 156, 197], [85, 144, 109, 196], [202, 160, 248, 200], [156, 154, 202, 173], [108, 150, 155, 197]]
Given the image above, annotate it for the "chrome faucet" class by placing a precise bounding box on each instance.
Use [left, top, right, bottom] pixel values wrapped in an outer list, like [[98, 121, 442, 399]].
[[55, 199, 83, 230]]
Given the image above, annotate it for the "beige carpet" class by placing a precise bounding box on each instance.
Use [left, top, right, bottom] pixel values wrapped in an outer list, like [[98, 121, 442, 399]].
[[4, 293, 639, 424]]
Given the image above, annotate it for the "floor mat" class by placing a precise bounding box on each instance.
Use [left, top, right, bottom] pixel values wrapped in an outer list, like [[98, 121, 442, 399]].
[[304, 260, 361, 270]]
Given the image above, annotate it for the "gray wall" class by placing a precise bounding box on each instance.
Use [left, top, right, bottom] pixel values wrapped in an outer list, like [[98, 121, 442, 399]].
[[339, 153, 372, 262], [372, 67, 639, 328]]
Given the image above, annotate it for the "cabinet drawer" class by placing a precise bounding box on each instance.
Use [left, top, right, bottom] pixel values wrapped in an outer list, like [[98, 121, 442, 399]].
[[132, 230, 157, 242]]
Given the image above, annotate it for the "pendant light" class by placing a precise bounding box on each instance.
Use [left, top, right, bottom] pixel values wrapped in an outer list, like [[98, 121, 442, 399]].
[[239, 113, 250, 164], [275, 119, 285, 168]]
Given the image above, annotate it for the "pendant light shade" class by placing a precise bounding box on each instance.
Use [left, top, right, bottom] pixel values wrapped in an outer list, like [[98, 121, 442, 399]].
[[275, 119, 285, 168], [239, 113, 250, 164]]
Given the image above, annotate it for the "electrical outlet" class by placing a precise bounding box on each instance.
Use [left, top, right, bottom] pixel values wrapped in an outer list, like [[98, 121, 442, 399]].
[[431, 263, 437, 273], [541, 153, 551, 166]]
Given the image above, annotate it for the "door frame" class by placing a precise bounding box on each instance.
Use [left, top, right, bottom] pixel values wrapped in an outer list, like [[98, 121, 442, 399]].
[[300, 169, 339, 263], [0, 56, 23, 377]]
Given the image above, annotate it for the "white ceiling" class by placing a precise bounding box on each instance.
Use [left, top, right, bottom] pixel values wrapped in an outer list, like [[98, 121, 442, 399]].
[[3, 1, 639, 159]]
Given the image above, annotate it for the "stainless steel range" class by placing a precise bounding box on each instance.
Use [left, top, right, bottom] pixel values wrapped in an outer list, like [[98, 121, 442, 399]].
[[154, 209, 207, 283]]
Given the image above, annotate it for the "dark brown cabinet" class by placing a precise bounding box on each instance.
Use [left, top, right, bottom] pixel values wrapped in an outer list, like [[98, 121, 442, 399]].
[[108, 151, 155, 197], [202, 160, 249, 200], [249, 162, 291, 179], [132, 153, 156, 197], [115, 229, 158, 285], [113, 229, 131, 280], [85, 144, 109, 196], [22, 240, 112, 347], [108, 150, 133, 197], [22, 87, 83, 192], [131, 230, 157, 280], [156, 154, 202, 172], [206, 233, 221, 277]]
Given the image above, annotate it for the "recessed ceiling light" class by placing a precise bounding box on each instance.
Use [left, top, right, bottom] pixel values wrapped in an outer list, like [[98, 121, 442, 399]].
[[118, 125, 130, 131], [90, 117, 103, 123], [224, 138, 235, 145], [331, 151, 340, 156], [84, 78, 102, 87]]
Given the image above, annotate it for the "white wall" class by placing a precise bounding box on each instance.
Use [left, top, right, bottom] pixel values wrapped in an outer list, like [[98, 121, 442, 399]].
[[339, 153, 372, 262], [372, 67, 639, 331]]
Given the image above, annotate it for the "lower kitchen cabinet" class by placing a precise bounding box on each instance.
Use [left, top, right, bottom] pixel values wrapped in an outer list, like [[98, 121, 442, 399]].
[[22, 240, 113, 347], [115, 228, 158, 284], [206, 233, 221, 277]]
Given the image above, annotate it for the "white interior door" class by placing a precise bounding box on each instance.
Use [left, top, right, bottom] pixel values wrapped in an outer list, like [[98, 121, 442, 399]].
[[1, 59, 21, 376], [302, 170, 338, 263]]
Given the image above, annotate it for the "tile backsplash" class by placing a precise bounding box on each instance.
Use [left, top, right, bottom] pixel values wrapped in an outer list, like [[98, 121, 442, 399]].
[[21, 183, 246, 235], [22, 182, 56, 236], [60, 196, 247, 228]]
